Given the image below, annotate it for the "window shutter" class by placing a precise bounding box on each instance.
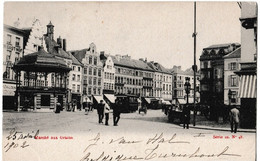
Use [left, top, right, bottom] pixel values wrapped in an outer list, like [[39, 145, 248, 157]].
[[228, 75, 231, 87], [236, 76, 239, 87], [228, 63, 231, 70]]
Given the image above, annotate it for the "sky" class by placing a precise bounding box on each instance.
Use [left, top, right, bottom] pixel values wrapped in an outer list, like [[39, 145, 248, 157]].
[[4, 2, 241, 70]]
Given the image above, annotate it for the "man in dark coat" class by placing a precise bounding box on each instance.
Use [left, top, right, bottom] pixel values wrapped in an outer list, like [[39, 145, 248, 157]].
[[97, 100, 105, 124], [182, 105, 190, 129], [113, 99, 121, 126]]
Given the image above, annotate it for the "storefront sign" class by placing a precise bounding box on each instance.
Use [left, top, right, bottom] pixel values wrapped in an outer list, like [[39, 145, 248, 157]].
[[3, 83, 16, 96]]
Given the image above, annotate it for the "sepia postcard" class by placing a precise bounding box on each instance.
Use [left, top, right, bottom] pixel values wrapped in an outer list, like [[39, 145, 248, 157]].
[[2, 1, 257, 161]]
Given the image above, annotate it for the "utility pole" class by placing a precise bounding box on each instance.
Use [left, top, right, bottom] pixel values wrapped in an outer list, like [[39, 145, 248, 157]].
[[192, 2, 197, 126]]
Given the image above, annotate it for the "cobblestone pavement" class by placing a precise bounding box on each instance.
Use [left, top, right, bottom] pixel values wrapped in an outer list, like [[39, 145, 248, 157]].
[[3, 109, 256, 161]]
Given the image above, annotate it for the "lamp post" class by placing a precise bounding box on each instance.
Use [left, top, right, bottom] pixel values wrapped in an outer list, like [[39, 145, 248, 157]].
[[184, 77, 191, 104], [192, 1, 197, 126]]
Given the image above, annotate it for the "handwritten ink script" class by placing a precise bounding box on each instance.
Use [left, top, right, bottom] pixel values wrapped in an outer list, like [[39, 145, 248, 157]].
[[4, 128, 39, 152], [80, 133, 241, 161]]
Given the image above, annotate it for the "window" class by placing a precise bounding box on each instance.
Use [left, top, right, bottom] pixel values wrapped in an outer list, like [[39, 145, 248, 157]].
[[89, 67, 92, 75], [77, 85, 80, 93], [84, 67, 88, 74], [88, 77, 92, 85], [83, 79, 88, 85], [230, 62, 237, 70], [93, 68, 97, 75], [163, 84, 165, 90], [93, 77, 97, 85], [77, 75, 80, 81], [78, 67, 81, 71], [6, 54, 11, 61], [72, 84, 76, 92], [34, 44, 38, 51], [93, 88, 96, 95], [72, 74, 75, 81], [83, 87, 87, 94], [7, 34, 11, 43], [15, 37, 20, 46], [88, 87, 92, 95], [204, 61, 208, 68], [230, 75, 238, 87], [98, 69, 101, 77], [98, 88, 101, 95], [94, 57, 97, 65], [89, 56, 92, 64]]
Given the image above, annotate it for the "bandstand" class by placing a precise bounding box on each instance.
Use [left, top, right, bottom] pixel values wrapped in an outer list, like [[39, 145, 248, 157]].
[[13, 48, 71, 111]]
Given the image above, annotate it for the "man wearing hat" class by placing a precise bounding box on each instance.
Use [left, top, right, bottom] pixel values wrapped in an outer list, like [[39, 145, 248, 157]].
[[97, 100, 105, 124], [230, 105, 240, 133]]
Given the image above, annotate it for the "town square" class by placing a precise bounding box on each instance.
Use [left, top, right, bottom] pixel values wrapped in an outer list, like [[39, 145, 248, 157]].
[[2, 2, 257, 161]]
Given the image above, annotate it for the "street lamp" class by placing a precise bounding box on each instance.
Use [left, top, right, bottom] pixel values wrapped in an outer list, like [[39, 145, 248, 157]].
[[184, 77, 191, 104]]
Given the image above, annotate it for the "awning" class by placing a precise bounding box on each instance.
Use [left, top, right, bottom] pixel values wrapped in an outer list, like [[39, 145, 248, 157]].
[[171, 99, 177, 105], [104, 94, 116, 103], [144, 98, 151, 104], [162, 100, 171, 105], [178, 99, 186, 104], [93, 95, 104, 103], [238, 75, 256, 98]]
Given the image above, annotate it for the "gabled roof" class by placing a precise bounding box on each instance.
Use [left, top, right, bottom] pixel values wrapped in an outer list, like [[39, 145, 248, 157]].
[[69, 48, 89, 63], [147, 62, 171, 74], [68, 51, 83, 66], [223, 47, 241, 59], [4, 24, 26, 35], [111, 56, 154, 71]]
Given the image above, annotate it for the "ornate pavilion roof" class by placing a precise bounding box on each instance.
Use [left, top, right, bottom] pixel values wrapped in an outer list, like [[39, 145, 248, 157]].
[[13, 48, 71, 72]]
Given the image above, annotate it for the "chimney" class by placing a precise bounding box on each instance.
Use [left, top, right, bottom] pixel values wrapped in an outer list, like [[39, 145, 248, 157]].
[[57, 36, 63, 48], [63, 39, 67, 51], [145, 57, 147, 62], [100, 51, 105, 60]]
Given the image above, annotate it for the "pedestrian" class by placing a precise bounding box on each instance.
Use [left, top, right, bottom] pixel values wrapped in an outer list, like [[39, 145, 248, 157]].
[[89, 102, 93, 111], [104, 102, 110, 126], [182, 105, 190, 129], [55, 102, 61, 113], [97, 100, 105, 124], [83, 101, 89, 114], [113, 99, 121, 126], [230, 106, 240, 133]]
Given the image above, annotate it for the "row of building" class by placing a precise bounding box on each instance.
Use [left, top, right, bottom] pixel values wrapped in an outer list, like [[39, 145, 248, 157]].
[[3, 2, 257, 129], [3, 19, 200, 111], [199, 2, 257, 128]]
